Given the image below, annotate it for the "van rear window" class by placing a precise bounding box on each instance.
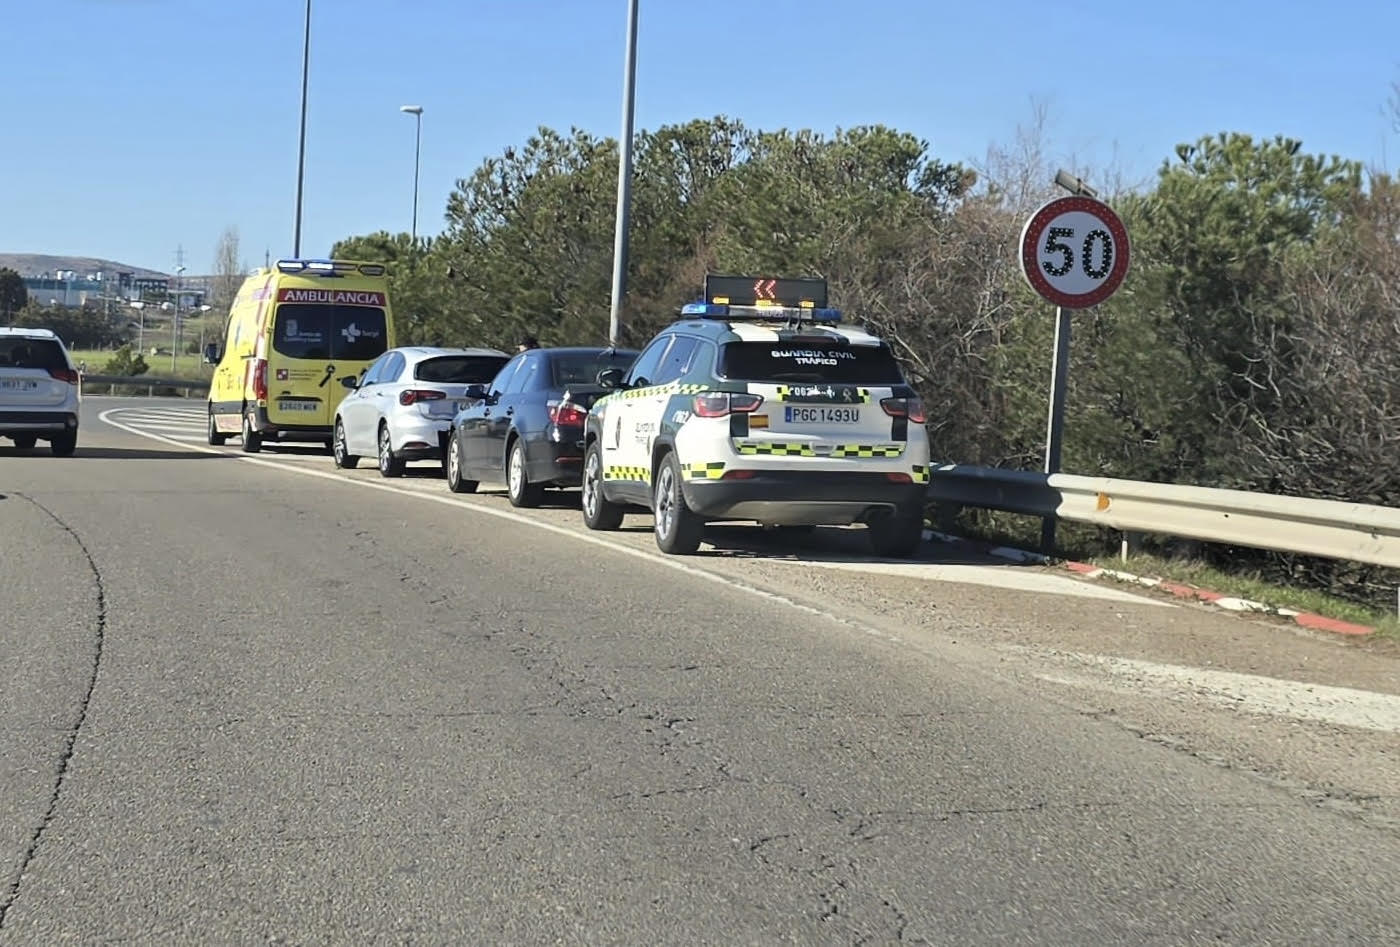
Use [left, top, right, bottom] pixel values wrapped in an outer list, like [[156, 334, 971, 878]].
[[414, 355, 509, 384], [717, 341, 904, 384], [272, 304, 388, 361]]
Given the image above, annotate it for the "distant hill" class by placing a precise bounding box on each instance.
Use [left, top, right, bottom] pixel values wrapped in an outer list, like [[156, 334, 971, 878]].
[[0, 252, 171, 280]]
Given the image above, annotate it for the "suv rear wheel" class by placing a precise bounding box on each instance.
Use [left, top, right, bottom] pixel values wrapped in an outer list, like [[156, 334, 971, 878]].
[[11, 434, 36, 450], [653, 452, 703, 555], [868, 513, 923, 558], [50, 431, 77, 457]]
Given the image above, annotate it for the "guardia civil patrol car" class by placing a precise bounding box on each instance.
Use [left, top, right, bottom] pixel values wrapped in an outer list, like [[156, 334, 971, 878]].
[[582, 275, 930, 557]]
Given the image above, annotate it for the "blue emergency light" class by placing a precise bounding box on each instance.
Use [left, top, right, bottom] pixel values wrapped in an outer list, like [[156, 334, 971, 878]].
[[681, 302, 843, 323], [275, 259, 385, 277]]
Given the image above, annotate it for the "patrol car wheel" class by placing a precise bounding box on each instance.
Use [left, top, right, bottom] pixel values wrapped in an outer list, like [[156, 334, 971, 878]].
[[868, 513, 924, 559], [653, 452, 703, 555], [241, 411, 261, 453], [206, 410, 228, 446], [332, 418, 358, 469], [581, 442, 623, 531], [506, 439, 544, 508], [446, 430, 478, 494], [377, 423, 405, 478]]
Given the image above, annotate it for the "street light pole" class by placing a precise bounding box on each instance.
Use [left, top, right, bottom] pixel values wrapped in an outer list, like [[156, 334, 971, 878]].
[[292, 0, 312, 257], [607, 0, 639, 346], [400, 105, 424, 244]]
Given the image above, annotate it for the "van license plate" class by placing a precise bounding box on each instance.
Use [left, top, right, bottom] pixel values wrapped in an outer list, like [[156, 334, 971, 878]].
[[278, 400, 319, 413], [785, 406, 859, 424]]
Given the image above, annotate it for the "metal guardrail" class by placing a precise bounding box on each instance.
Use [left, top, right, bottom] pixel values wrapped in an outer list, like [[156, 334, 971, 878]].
[[80, 374, 209, 397], [928, 465, 1400, 570]]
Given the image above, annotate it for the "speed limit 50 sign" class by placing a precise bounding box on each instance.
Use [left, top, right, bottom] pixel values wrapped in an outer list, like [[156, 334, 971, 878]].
[[1019, 195, 1131, 309]]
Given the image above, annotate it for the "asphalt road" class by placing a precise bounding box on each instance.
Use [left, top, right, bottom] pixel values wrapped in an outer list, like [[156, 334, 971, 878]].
[[1, 398, 1397, 944]]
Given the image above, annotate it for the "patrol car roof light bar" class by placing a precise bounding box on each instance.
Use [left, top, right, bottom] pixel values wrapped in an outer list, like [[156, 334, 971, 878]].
[[680, 302, 843, 324]]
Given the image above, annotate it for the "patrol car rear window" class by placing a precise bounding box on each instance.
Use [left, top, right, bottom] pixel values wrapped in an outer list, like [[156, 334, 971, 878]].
[[0, 337, 67, 371], [414, 355, 509, 384], [273, 305, 388, 361], [717, 341, 904, 384]]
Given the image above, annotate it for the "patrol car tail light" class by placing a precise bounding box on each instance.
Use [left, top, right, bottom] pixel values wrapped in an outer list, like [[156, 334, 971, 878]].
[[548, 401, 587, 426], [693, 392, 764, 418], [47, 367, 80, 384], [252, 358, 268, 401], [400, 389, 446, 406], [880, 396, 926, 424]]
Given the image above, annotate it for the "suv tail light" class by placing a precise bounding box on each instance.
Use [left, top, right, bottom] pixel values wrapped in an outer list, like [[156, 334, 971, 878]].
[[693, 392, 764, 418], [47, 367, 80, 385], [880, 396, 926, 424], [400, 389, 447, 406], [252, 358, 268, 401], [548, 401, 587, 426]]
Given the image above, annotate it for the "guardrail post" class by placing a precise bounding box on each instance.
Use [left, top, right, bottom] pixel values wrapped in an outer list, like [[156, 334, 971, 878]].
[[1121, 530, 1142, 563]]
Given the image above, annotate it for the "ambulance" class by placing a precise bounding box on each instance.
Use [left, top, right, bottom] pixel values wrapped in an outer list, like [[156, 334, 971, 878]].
[[205, 258, 395, 452]]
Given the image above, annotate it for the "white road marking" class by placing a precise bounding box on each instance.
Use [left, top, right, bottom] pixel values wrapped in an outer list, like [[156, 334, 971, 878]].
[[778, 558, 1175, 607], [1019, 648, 1400, 735]]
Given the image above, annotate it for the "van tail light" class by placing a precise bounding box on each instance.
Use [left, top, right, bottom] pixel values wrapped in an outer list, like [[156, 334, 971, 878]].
[[47, 367, 80, 384], [400, 389, 446, 406], [693, 392, 764, 418], [548, 401, 588, 426], [880, 396, 926, 424], [252, 358, 268, 401]]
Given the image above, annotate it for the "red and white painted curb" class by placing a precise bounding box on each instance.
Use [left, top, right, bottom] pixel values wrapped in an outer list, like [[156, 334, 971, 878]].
[[923, 529, 1377, 637]]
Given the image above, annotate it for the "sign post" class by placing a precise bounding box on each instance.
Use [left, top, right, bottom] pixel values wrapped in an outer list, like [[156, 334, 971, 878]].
[[1018, 178, 1131, 552]]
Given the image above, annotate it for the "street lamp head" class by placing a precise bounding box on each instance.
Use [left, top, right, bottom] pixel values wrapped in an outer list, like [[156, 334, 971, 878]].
[[400, 105, 423, 116]]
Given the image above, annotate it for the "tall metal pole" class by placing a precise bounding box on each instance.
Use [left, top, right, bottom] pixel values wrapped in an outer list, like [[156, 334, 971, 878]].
[[1040, 305, 1072, 553], [607, 0, 639, 346], [292, 0, 312, 258], [401, 106, 424, 243]]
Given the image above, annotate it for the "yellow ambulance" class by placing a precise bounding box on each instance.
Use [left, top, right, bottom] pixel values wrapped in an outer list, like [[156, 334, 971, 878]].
[[205, 258, 395, 452]]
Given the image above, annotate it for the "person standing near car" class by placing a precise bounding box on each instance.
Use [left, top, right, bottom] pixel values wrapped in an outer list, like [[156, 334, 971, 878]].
[[517, 335, 539, 353]]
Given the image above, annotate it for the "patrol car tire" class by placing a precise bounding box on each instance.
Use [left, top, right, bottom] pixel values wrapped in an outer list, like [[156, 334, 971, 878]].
[[207, 410, 228, 446], [377, 422, 406, 478], [332, 418, 358, 469], [868, 514, 924, 559], [653, 452, 703, 555], [581, 442, 624, 531], [445, 431, 478, 494], [241, 410, 262, 453], [506, 439, 544, 508]]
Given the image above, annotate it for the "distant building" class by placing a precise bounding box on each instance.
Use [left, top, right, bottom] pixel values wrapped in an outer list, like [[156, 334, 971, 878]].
[[19, 269, 206, 310]]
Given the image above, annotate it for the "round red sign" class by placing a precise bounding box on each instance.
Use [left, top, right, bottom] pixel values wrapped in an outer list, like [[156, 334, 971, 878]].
[[1018, 195, 1131, 309]]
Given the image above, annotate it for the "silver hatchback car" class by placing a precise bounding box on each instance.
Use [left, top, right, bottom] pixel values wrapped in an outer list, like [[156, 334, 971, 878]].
[[0, 327, 81, 456], [332, 345, 510, 476]]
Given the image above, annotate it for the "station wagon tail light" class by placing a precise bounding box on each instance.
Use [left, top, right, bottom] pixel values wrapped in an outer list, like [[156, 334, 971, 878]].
[[400, 389, 446, 406], [880, 396, 926, 424], [252, 358, 268, 401], [548, 401, 587, 426], [693, 392, 764, 418], [47, 367, 80, 384]]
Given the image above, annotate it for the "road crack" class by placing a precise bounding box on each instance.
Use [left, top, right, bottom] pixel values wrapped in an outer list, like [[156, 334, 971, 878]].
[[0, 495, 108, 930]]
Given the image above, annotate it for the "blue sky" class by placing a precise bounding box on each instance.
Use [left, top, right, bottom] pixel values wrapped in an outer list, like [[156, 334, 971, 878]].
[[4, 0, 1397, 275]]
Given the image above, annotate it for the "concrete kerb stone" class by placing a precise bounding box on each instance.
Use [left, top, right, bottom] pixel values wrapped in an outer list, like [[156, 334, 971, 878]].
[[921, 527, 1377, 637]]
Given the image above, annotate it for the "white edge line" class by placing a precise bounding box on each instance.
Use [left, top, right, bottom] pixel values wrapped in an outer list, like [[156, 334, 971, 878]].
[[98, 407, 903, 645]]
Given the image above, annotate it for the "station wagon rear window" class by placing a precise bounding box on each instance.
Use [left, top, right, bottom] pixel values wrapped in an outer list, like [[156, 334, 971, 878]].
[[550, 351, 639, 388], [717, 341, 904, 384], [272, 304, 388, 361], [414, 355, 509, 384]]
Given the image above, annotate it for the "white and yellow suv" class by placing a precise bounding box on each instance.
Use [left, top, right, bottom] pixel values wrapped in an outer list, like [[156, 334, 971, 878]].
[[581, 275, 930, 556], [0, 327, 81, 456]]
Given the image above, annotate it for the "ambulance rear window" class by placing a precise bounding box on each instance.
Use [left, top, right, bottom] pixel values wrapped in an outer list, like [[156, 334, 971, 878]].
[[717, 341, 904, 384], [273, 305, 388, 361]]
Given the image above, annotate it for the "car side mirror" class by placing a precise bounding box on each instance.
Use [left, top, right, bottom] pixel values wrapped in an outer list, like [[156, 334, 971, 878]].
[[203, 343, 220, 365], [463, 383, 488, 401], [340, 375, 360, 390], [597, 367, 626, 389]]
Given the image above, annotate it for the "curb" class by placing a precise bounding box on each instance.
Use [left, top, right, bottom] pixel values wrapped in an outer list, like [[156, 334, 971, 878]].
[[922, 528, 1377, 637]]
